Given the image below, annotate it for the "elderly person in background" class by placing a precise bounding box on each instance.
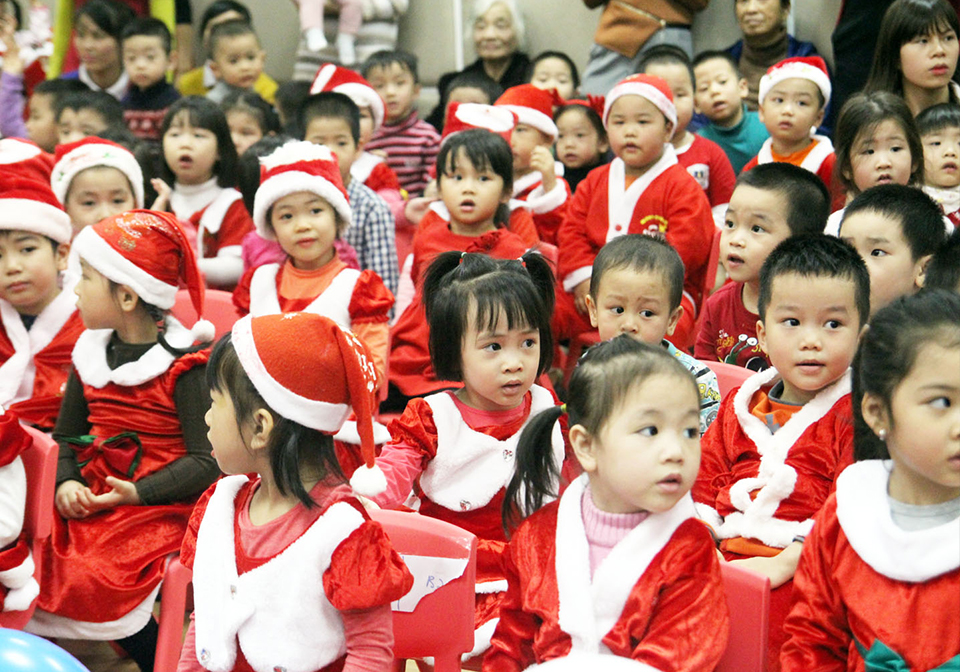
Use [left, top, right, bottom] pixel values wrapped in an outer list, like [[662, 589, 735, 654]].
[[426, 0, 529, 130]]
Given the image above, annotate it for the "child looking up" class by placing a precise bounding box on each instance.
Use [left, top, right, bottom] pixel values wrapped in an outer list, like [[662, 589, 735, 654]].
[[354, 250, 562, 664], [495, 83, 570, 244], [528, 50, 578, 101], [586, 234, 720, 435], [178, 312, 413, 672], [28, 211, 220, 672], [0, 176, 82, 430], [553, 99, 609, 194], [640, 46, 736, 223], [362, 49, 441, 198], [694, 233, 870, 672], [120, 17, 180, 141], [556, 73, 715, 352], [694, 50, 769, 174], [300, 92, 399, 298], [55, 90, 126, 146], [485, 336, 729, 672], [743, 57, 836, 197], [839, 185, 946, 314], [695, 163, 830, 370], [205, 20, 267, 105], [917, 102, 960, 229], [781, 290, 960, 672]]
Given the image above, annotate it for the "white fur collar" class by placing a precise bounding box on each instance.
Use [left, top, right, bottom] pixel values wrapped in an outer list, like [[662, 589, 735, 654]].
[[556, 474, 696, 654], [757, 135, 834, 173], [350, 151, 385, 184], [606, 145, 678, 243], [836, 461, 960, 582], [199, 188, 242, 237], [512, 162, 563, 198], [72, 315, 196, 388]]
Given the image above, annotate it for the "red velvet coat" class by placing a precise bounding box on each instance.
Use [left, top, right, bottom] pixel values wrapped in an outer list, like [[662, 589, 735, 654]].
[[0, 411, 33, 613], [187, 189, 254, 260], [512, 165, 570, 246]]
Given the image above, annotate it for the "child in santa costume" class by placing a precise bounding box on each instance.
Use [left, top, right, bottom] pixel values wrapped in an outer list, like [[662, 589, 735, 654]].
[[555, 74, 715, 352], [781, 290, 960, 672], [495, 84, 571, 246], [385, 126, 535, 409], [26, 210, 220, 672], [232, 140, 394, 386], [0, 174, 83, 430], [179, 312, 413, 672], [693, 235, 869, 672], [483, 336, 728, 672], [0, 408, 41, 621], [355, 251, 565, 663]]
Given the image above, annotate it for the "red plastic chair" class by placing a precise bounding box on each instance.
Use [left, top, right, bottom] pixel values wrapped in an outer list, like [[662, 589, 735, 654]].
[[171, 288, 239, 341], [717, 562, 771, 672], [369, 509, 478, 672], [0, 426, 58, 629], [699, 359, 754, 400], [154, 557, 192, 672]]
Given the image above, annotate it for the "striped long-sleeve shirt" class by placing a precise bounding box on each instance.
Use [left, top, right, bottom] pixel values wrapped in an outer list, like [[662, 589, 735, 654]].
[[364, 111, 440, 197]]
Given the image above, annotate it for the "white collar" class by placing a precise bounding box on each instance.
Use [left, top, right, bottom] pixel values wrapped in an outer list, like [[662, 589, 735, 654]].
[[77, 64, 129, 100]]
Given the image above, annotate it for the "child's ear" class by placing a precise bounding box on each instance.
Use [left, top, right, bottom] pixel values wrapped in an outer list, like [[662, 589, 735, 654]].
[[915, 253, 934, 289], [860, 391, 890, 440], [598, 136, 610, 154], [663, 119, 675, 140], [569, 424, 599, 474], [208, 60, 221, 80], [813, 106, 826, 130], [738, 79, 749, 99], [248, 407, 275, 452], [756, 319, 768, 355], [585, 293, 599, 328], [55, 242, 70, 272], [665, 304, 684, 336], [115, 284, 141, 313]]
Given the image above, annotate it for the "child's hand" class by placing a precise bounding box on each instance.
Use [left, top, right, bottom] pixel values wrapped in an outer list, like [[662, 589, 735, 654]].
[[0, 16, 23, 76], [404, 196, 436, 227], [55, 480, 91, 519], [728, 542, 802, 589], [573, 279, 591, 316], [529, 146, 557, 193], [150, 178, 172, 212], [79, 476, 141, 513]]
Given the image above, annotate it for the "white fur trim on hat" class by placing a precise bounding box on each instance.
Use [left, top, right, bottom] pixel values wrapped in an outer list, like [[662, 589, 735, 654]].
[[51, 143, 145, 208], [499, 104, 558, 140], [72, 226, 178, 309], [230, 315, 351, 432], [758, 61, 831, 107], [454, 104, 516, 134], [332, 82, 385, 130], [252, 171, 352, 240], [603, 82, 678, 138], [260, 141, 338, 172], [0, 198, 72, 244]]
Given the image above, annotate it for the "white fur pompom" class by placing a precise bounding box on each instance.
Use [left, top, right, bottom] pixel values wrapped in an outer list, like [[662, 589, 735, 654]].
[[191, 319, 216, 343], [350, 464, 387, 498]]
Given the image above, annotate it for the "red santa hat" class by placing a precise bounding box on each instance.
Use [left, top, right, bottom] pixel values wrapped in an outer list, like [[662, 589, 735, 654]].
[[603, 73, 677, 137], [0, 173, 72, 244], [51, 137, 145, 209], [495, 84, 561, 140], [0, 138, 54, 184], [759, 56, 832, 107], [71, 210, 215, 342], [231, 312, 385, 495], [252, 140, 352, 241], [310, 63, 386, 131], [441, 102, 518, 145]]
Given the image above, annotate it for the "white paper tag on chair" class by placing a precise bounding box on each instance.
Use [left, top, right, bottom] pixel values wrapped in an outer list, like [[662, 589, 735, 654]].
[[391, 554, 469, 612]]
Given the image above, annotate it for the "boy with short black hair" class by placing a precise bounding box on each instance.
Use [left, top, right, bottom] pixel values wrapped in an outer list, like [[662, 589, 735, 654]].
[[0, 76, 87, 155], [924, 228, 960, 293], [695, 163, 829, 370], [206, 19, 266, 104], [55, 90, 125, 145], [639, 46, 736, 221], [693, 50, 769, 174], [361, 49, 440, 198], [300, 91, 399, 299], [839, 184, 946, 315], [695, 233, 869, 672], [120, 17, 180, 141], [587, 234, 721, 434]]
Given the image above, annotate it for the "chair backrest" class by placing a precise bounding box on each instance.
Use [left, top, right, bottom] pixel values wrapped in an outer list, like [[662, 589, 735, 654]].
[[716, 562, 771, 672], [19, 427, 58, 541], [699, 359, 754, 400], [369, 509, 477, 671], [171, 288, 239, 341]]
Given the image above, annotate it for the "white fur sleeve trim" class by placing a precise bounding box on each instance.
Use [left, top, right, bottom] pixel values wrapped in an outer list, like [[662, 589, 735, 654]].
[[0, 553, 38, 612], [525, 182, 568, 215], [526, 654, 664, 671], [836, 461, 960, 582], [475, 579, 508, 594], [563, 267, 593, 293]]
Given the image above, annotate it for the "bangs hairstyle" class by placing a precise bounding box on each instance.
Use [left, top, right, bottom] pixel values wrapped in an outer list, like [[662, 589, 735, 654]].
[[924, 228, 960, 291], [852, 289, 960, 460], [842, 185, 946, 261], [916, 102, 960, 136], [209, 19, 258, 57], [865, 0, 960, 97], [76, 0, 136, 42], [221, 90, 281, 136], [734, 162, 830, 236], [121, 16, 172, 53], [446, 70, 504, 105], [361, 49, 420, 83], [833, 92, 923, 193], [298, 92, 360, 145], [692, 49, 741, 77], [437, 127, 513, 196], [422, 250, 555, 382], [637, 44, 695, 88], [554, 103, 606, 141], [529, 50, 580, 90], [55, 90, 124, 127], [160, 96, 238, 188], [590, 234, 684, 310], [758, 234, 871, 325], [206, 333, 345, 506]]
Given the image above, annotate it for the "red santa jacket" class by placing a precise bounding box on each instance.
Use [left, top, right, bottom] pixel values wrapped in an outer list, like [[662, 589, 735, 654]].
[[425, 201, 540, 249], [676, 134, 735, 209], [742, 136, 840, 208], [187, 188, 254, 260], [693, 366, 855, 551], [556, 148, 715, 315], [0, 411, 38, 615], [512, 163, 571, 246], [781, 461, 960, 672], [483, 475, 729, 672]]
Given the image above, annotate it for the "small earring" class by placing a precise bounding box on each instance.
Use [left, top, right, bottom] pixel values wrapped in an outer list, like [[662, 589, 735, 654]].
[[878, 429, 887, 442]]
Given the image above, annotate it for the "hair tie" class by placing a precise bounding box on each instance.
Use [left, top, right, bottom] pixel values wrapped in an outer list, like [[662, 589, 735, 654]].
[[517, 256, 527, 270], [459, 252, 467, 265], [559, 403, 567, 415]]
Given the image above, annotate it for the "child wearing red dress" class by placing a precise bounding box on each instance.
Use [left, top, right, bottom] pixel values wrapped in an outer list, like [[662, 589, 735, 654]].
[[27, 211, 220, 672], [0, 175, 82, 430], [484, 336, 728, 672], [353, 251, 564, 663], [0, 408, 40, 619], [556, 74, 715, 352], [782, 290, 960, 671], [179, 312, 412, 672], [693, 235, 870, 672]]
